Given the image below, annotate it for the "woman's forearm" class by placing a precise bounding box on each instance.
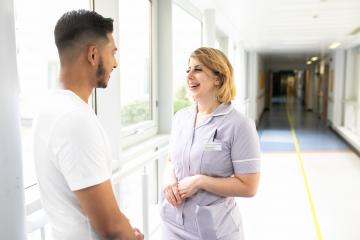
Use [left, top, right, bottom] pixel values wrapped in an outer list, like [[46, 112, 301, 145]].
[[197, 173, 260, 197], [163, 159, 177, 186]]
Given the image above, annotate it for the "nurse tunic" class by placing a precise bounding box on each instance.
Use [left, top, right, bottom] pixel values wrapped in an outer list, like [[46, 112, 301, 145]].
[[160, 102, 261, 240]]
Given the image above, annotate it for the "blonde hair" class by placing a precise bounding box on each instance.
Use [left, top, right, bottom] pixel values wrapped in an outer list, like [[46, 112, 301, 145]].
[[190, 47, 236, 103]]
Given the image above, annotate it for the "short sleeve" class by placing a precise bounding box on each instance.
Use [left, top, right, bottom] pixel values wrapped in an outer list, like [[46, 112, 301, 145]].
[[50, 110, 111, 191], [231, 117, 261, 174], [169, 114, 178, 153], [169, 110, 183, 159]]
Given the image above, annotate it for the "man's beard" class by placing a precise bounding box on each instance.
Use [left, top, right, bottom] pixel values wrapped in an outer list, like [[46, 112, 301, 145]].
[[96, 58, 107, 88]]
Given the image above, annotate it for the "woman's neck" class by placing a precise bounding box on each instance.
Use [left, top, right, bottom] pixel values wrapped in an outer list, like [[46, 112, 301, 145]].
[[197, 98, 221, 114]]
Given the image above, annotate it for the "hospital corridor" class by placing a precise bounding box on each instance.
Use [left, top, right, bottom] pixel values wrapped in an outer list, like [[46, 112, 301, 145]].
[[1, 0, 360, 239], [238, 96, 360, 240]]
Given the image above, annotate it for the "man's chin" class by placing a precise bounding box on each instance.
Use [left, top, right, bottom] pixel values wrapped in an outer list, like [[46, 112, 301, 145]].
[[96, 80, 108, 88]]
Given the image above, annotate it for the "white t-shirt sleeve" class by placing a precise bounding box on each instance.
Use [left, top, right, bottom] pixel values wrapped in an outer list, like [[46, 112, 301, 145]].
[[50, 110, 111, 191], [231, 117, 261, 174]]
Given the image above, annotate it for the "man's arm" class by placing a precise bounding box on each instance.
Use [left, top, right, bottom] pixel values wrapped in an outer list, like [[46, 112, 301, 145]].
[[74, 179, 136, 240]]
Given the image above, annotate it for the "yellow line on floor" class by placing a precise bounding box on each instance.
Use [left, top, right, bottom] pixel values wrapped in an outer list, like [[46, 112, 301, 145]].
[[286, 108, 323, 240]]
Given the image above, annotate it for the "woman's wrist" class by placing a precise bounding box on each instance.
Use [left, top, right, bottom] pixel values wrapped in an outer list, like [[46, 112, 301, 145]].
[[195, 174, 205, 191]]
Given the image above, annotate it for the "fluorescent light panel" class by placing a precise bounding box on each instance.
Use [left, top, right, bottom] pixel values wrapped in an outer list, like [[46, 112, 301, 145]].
[[329, 42, 341, 49]]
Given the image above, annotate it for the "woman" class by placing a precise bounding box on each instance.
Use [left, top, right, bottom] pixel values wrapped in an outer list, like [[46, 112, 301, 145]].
[[160, 47, 261, 240]]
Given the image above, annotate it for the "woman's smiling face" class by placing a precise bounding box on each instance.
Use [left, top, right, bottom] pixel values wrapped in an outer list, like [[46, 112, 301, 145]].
[[186, 57, 220, 101]]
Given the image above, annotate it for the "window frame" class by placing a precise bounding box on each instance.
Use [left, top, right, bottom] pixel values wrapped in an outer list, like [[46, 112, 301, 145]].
[[117, 0, 157, 149], [171, 0, 203, 113]]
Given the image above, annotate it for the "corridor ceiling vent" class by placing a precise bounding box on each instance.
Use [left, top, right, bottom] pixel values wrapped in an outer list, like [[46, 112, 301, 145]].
[[329, 42, 341, 49], [349, 26, 360, 36]]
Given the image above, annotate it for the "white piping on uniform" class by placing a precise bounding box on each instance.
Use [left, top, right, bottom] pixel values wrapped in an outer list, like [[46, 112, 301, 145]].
[[232, 158, 260, 163]]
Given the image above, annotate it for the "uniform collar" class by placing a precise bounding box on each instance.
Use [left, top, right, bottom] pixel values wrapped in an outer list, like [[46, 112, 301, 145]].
[[211, 102, 234, 117], [191, 102, 234, 117], [191, 102, 234, 129]]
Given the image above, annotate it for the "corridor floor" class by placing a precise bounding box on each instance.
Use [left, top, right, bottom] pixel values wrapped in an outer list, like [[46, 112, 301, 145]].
[[237, 97, 360, 240]]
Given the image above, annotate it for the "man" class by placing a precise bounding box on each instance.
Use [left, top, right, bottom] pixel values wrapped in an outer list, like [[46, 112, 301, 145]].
[[33, 10, 143, 240]]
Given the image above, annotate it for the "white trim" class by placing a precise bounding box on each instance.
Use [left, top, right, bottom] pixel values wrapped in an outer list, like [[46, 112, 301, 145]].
[[232, 158, 260, 163], [172, 0, 202, 22], [156, 0, 174, 134], [0, 0, 26, 238]]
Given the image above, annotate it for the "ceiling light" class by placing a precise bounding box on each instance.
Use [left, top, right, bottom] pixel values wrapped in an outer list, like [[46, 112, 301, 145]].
[[349, 26, 360, 36], [307, 60, 312, 65], [311, 56, 318, 61], [329, 42, 341, 49]]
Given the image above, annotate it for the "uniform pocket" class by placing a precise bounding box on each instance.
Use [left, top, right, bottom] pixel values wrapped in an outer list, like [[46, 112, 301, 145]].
[[195, 199, 241, 239], [201, 139, 232, 176]]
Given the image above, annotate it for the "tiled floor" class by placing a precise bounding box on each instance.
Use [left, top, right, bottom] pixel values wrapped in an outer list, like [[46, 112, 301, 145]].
[[237, 96, 360, 240]]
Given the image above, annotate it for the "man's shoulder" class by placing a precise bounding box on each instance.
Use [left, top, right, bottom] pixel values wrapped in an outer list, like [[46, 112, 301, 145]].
[[34, 91, 96, 140], [38, 90, 92, 121]]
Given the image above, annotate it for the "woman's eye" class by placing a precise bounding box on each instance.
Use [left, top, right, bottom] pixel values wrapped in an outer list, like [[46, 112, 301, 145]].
[[186, 68, 202, 73]]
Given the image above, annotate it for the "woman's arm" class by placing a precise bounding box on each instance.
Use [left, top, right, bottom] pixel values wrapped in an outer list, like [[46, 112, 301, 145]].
[[199, 173, 260, 197], [178, 173, 260, 199], [162, 159, 183, 207]]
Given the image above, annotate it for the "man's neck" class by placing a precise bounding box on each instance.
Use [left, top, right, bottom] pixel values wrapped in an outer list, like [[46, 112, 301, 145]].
[[59, 68, 93, 103]]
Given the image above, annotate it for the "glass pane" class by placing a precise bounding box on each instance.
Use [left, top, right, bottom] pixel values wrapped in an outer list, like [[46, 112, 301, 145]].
[[119, 0, 152, 127], [14, 0, 91, 188], [172, 4, 202, 113]]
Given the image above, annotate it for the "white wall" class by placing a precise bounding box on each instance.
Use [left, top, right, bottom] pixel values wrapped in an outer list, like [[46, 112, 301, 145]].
[[0, 0, 26, 238], [247, 51, 266, 123], [330, 44, 360, 152], [233, 42, 248, 115]]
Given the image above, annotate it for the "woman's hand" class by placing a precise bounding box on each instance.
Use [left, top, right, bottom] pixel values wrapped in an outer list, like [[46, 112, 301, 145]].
[[178, 175, 202, 199], [163, 182, 183, 208]]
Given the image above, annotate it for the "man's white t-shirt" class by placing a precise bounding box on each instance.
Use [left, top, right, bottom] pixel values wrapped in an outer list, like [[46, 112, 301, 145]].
[[33, 90, 113, 239]]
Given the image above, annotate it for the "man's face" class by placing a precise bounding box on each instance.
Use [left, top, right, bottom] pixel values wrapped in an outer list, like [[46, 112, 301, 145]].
[[96, 33, 118, 88]]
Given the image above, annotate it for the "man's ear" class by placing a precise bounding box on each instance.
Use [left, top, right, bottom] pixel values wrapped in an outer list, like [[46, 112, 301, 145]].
[[87, 45, 98, 66]]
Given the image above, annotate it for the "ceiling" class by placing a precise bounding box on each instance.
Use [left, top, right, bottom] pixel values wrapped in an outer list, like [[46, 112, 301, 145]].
[[189, 0, 360, 64]]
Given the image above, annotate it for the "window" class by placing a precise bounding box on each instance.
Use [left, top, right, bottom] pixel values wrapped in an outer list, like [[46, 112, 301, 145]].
[[118, 0, 153, 131], [172, 4, 202, 113], [14, 0, 91, 189]]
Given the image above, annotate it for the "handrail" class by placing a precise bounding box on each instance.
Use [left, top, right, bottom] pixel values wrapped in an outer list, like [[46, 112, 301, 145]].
[[112, 146, 168, 182], [26, 144, 169, 237]]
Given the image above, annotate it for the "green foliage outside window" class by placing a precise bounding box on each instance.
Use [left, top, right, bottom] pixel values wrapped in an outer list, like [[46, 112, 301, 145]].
[[121, 100, 151, 127], [174, 85, 191, 113]]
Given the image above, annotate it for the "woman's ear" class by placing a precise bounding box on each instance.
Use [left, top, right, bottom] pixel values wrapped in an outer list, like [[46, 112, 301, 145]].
[[214, 76, 223, 86], [215, 78, 221, 85]]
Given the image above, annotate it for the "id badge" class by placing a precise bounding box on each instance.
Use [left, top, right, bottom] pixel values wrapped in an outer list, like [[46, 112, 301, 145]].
[[204, 142, 222, 151]]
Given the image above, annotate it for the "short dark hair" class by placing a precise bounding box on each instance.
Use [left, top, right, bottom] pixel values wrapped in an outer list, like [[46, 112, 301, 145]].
[[54, 9, 113, 57]]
